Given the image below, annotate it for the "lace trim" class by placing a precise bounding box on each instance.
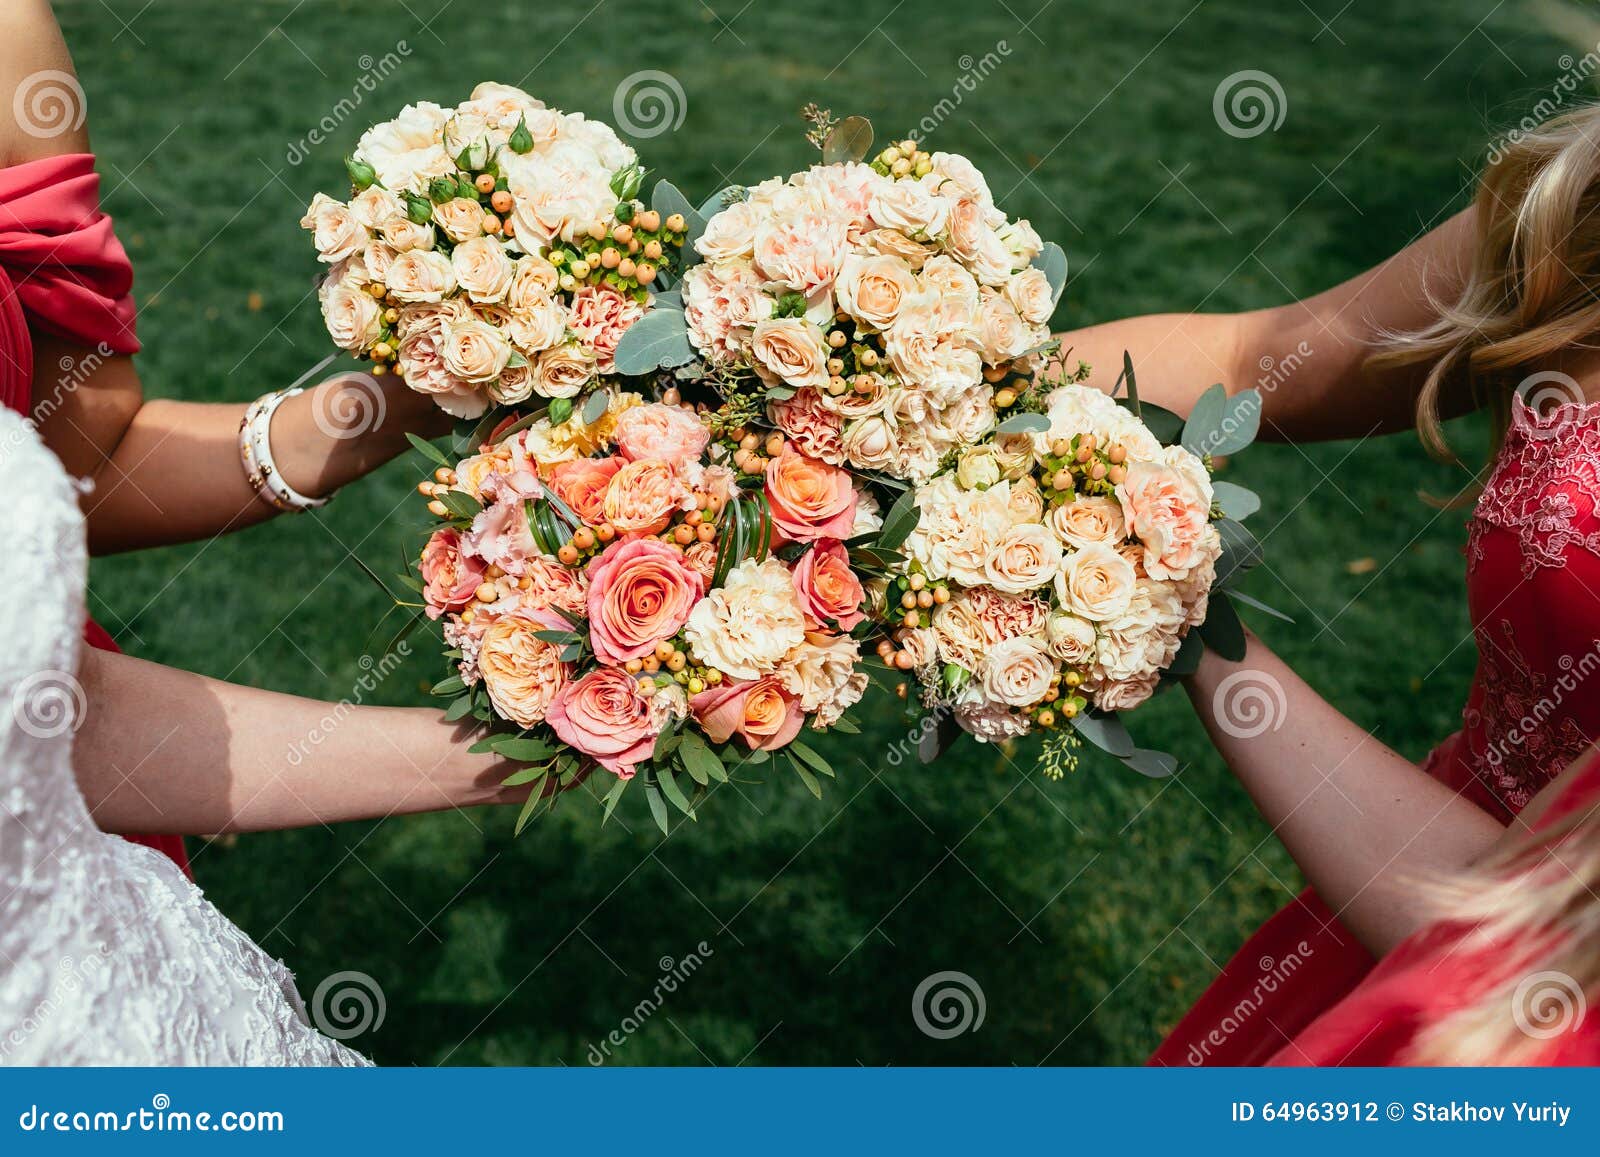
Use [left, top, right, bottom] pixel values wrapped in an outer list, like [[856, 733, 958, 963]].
[[1469, 394, 1600, 575]]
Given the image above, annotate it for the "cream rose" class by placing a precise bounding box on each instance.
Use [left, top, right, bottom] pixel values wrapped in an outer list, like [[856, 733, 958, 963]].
[[749, 318, 829, 390], [1050, 496, 1126, 550], [978, 636, 1056, 708], [532, 342, 596, 399], [834, 253, 917, 331], [384, 249, 457, 303], [695, 199, 763, 264], [984, 522, 1062, 595], [506, 296, 567, 355], [1005, 267, 1055, 326], [1045, 612, 1097, 665], [869, 175, 950, 238], [1055, 541, 1136, 621], [433, 197, 488, 243], [300, 193, 367, 264], [974, 294, 1033, 363], [320, 281, 382, 352], [451, 236, 515, 303], [439, 317, 513, 384]]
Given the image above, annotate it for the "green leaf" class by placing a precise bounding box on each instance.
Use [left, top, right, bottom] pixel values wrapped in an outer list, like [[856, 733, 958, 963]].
[[1211, 480, 1261, 521], [532, 629, 584, 645], [612, 308, 695, 375], [1229, 589, 1294, 623], [698, 185, 743, 219], [438, 490, 483, 523], [829, 715, 861, 735], [1137, 401, 1185, 445], [875, 486, 922, 552], [1164, 630, 1205, 678], [1115, 351, 1141, 415], [995, 411, 1050, 435], [490, 736, 558, 762], [513, 790, 544, 836], [788, 740, 835, 779], [1181, 386, 1262, 458], [1214, 518, 1263, 588], [1033, 241, 1068, 308], [500, 763, 550, 787], [405, 432, 452, 468], [677, 731, 727, 785], [600, 775, 630, 823], [793, 761, 824, 799], [443, 694, 476, 722], [1198, 591, 1247, 661], [1122, 748, 1178, 778], [581, 389, 611, 426], [822, 116, 875, 165], [643, 780, 670, 835], [431, 675, 466, 697], [656, 766, 696, 818], [1069, 711, 1135, 758], [547, 397, 574, 426]]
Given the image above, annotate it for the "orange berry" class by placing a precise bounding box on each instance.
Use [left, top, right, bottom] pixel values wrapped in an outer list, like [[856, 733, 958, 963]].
[[474, 173, 496, 194], [573, 527, 597, 550], [557, 543, 580, 565]]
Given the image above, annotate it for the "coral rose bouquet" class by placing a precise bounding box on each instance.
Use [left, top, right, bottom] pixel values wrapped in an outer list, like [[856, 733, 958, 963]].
[[407, 391, 894, 832], [880, 356, 1273, 778], [302, 82, 695, 420], [611, 107, 1068, 485]]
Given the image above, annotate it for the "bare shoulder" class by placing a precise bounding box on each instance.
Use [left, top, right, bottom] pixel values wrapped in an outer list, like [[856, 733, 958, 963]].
[[0, 1, 90, 166]]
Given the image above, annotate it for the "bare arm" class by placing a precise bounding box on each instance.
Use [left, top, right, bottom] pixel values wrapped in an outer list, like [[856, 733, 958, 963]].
[[73, 646, 537, 835], [8, 2, 448, 555], [1183, 633, 1503, 954], [1058, 210, 1479, 440]]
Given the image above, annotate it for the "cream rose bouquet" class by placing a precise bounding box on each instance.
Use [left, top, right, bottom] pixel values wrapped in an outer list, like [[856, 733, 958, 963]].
[[879, 357, 1274, 778], [610, 108, 1067, 484], [302, 82, 694, 420], [402, 390, 900, 832]]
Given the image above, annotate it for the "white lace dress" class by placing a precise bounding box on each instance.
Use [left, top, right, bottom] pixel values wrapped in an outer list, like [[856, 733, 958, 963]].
[[0, 410, 367, 1066]]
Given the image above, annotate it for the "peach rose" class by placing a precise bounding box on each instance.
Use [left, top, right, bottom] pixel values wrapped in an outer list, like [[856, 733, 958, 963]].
[[451, 236, 516, 303], [791, 540, 866, 632], [683, 540, 718, 586], [834, 253, 917, 331], [764, 447, 857, 543], [1051, 496, 1126, 550], [433, 197, 487, 243], [384, 249, 457, 303], [439, 317, 513, 384], [300, 193, 367, 263], [546, 667, 658, 778], [506, 296, 567, 356], [507, 255, 561, 311], [532, 342, 596, 399], [478, 613, 569, 728], [603, 458, 689, 536], [1055, 542, 1136, 621], [749, 318, 830, 390], [549, 456, 623, 526], [1115, 459, 1213, 581], [568, 285, 645, 373], [420, 528, 486, 619], [690, 677, 804, 752], [378, 213, 436, 253], [614, 403, 710, 463], [984, 522, 1063, 595], [584, 537, 706, 665], [320, 281, 382, 352], [977, 635, 1056, 708]]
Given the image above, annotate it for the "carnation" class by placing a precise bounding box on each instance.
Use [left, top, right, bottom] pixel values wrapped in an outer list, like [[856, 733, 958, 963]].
[[683, 557, 807, 681]]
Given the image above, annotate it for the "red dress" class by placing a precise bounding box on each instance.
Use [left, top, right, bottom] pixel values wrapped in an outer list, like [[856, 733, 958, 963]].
[[1268, 749, 1600, 1066], [0, 153, 188, 876], [1153, 395, 1600, 1065]]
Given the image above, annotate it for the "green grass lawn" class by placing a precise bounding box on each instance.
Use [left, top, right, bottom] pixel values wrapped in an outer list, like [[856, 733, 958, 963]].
[[71, 0, 1579, 1064]]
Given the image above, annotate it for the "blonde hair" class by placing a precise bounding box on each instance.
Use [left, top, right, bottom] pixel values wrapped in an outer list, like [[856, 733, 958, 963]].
[[1370, 103, 1600, 463], [1407, 749, 1600, 1064]]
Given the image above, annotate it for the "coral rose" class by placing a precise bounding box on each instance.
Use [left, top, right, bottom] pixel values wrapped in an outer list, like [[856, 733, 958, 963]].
[[689, 677, 804, 752], [420, 528, 485, 619], [546, 667, 658, 778], [764, 447, 857, 543], [549, 455, 623, 526], [584, 538, 706, 665], [791, 540, 865, 632], [603, 458, 689, 536]]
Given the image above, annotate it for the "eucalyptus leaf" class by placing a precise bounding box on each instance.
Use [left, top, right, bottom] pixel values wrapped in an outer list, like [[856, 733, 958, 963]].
[[698, 185, 743, 219], [995, 412, 1050, 435], [1211, 480, 1261, 521], [1069, 711, 1135, 758], [1198, 591, 1247, 661], [1182, 385, 1262, 458], [611, 308, 695, 375], [1033, 241, 1068, 308], [1122, 748, 1179, 778], [1137, 401, 1185, 445], [822, 116, 874, 165], [1228, 589, 1295, 623], [1214, 518, 1264, 588]]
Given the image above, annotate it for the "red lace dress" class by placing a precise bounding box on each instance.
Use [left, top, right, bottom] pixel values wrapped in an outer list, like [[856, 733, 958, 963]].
[[1152, 395, 1600, 1065], [0, 153, 188, 876]]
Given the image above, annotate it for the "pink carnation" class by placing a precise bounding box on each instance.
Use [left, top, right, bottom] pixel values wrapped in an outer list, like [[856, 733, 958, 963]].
[[567, 285, 644, 373]]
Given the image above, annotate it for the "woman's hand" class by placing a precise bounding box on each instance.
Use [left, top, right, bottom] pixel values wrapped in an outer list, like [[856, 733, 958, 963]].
[[71, 646, 568, 835], [1182, 630, 1502, 954]]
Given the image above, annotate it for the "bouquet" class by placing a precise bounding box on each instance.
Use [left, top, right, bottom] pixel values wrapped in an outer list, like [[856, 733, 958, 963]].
[[301, 82, 691, 419], [880, 359, 1269, 778], [410, 392, 892, 832], [612, 108, 1068, 484]]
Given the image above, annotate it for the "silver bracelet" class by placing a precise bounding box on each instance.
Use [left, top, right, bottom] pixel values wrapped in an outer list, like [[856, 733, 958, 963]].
[[238, 387, 331, 513]]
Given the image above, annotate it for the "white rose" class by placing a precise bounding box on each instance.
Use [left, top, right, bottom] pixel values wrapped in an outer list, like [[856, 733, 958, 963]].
[[684, 557, 807, 681], [695, 199, 763, 264], [384, 249, 457, 303], [998, 218, 1045, 266], [929, 152, 996, 208], [451, 236, 516, 303], [1055, 541, 1136, 621], [978, 635, 1056, 707], [378, 213, 437, 253], [354, 101, 453, 192], [300, 193, 367, 264], [869, 175, 950, 238], [919, 254, 980, 315], [956, 446, 1003, 490], [439, 318, 512, 384], [984, 522, 1062, 595]]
